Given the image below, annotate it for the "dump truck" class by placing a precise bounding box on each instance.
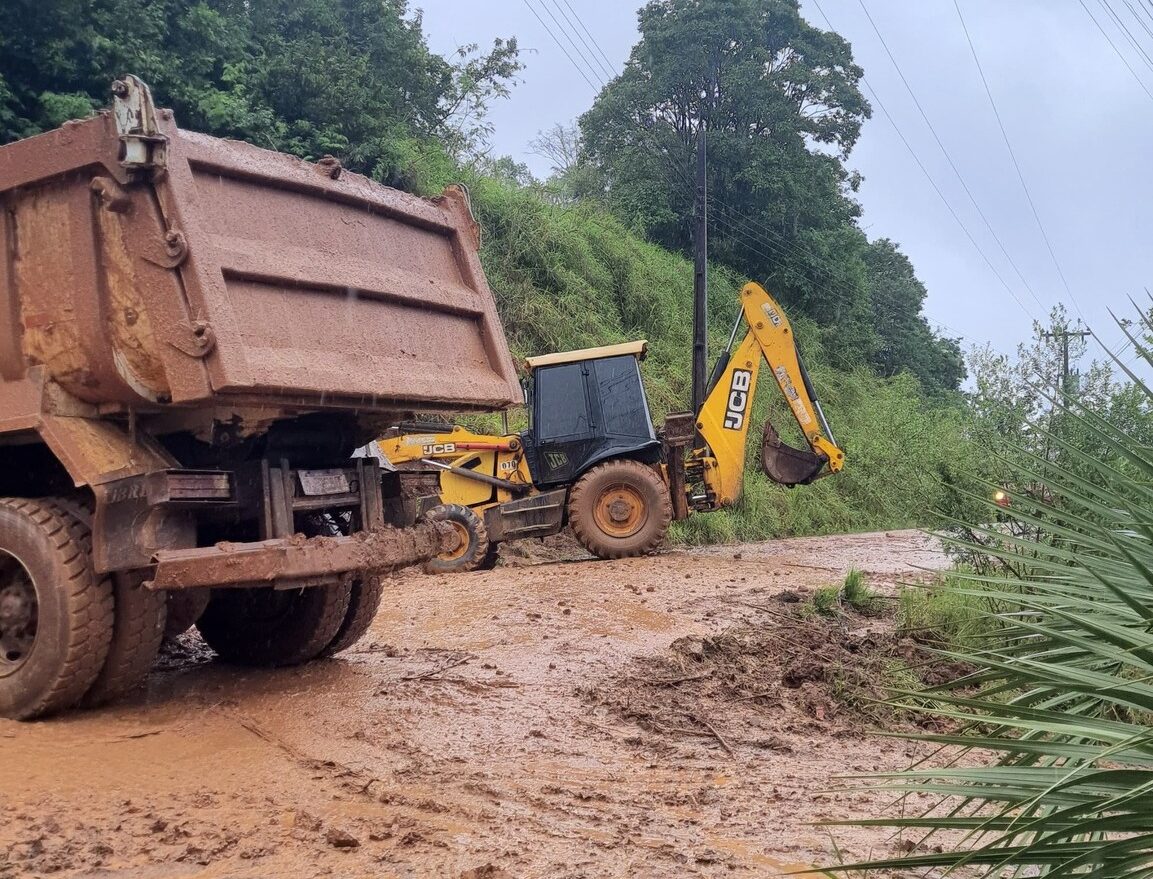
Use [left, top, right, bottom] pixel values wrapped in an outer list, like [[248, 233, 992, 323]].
[[0, 77, 520, 719], [380, 282, 845, 572]]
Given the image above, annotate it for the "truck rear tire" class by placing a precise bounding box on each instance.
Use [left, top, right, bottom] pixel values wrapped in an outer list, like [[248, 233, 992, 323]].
[[422, 504, 492, 574], [196, 581, 352, 667], [568, 460, 672, 560], [0, 498, 114, 720], [81, 572, 166, 707], [320, 576, 386, 657]]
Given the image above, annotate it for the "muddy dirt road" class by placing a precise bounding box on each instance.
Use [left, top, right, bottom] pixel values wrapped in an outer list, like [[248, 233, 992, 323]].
[[1, 530, 948, 878]]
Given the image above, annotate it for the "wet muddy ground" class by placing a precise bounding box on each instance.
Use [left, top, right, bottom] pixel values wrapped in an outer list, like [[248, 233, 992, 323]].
[[1, 530, 949, 878]]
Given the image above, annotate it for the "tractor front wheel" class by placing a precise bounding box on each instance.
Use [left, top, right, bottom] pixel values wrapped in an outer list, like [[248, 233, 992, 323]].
[[422, 505, 492, 574], [568, 460, 672, 560]]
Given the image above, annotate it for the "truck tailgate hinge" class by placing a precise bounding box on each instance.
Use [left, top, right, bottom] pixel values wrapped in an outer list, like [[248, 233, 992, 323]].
[[112, 74, 167, 172]]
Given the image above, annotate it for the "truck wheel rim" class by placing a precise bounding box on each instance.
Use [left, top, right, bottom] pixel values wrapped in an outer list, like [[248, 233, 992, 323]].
[[593, 484, 645, 538], [437, 521, 471, 561], [0, 552, 38, 674]]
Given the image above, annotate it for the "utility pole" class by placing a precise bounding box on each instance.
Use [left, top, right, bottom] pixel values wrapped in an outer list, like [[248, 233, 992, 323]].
[[691, 60, 717, 418], [1041, 326, 1092, 397], [691, 123, 708, 418]]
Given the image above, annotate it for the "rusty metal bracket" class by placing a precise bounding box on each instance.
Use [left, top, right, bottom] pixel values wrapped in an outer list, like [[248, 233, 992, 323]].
[[112, 75, 167, 172], [90, 176, 132, 213], [167, 319, 215, 358], [141, 228, 189, 268]]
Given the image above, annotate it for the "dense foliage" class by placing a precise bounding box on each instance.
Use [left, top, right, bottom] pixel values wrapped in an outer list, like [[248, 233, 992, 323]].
[[0, 0, 519, 185], [578, 0, 964, 392]]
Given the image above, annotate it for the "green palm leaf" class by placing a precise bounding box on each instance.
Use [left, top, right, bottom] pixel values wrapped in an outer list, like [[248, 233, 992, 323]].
[[832, 341, 1153, 876]]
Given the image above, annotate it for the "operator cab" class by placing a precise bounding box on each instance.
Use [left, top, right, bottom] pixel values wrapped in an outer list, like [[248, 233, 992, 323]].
[[521, 341, 661, 488]]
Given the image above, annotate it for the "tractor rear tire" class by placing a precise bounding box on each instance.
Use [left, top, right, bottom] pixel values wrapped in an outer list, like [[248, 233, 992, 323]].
[[81, 571, 166, 707], [422, 505, 492, 574], [0, 498, 114, 720], [196, 581, 352, 667], [320, 575, 386, 657], [568, 460, 672, 560]]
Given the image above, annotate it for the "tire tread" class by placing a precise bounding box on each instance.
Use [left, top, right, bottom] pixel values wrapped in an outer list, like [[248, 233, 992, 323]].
[[568, 460, 672, 560], [0, 497, 114, 719]]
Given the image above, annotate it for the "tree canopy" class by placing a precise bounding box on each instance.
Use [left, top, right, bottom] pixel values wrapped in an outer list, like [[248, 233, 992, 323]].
[[0, 0, 520, 185], [578, 0, 963, 391]]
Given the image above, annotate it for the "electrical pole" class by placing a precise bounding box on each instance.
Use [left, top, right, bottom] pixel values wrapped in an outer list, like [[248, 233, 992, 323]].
[[1041, 326, 1092, 397], [691, 123, 708, 418], [691, 60, 717, 419]]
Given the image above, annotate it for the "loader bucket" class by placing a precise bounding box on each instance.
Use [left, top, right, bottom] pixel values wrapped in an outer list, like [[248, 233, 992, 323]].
[[761, 420, 827, 487]]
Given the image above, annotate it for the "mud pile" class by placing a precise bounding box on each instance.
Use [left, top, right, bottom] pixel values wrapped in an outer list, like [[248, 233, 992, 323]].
[[588, 602, 953, 754]]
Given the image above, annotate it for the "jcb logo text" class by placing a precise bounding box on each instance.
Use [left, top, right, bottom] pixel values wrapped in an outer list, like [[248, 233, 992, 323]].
[[421, 443, 456, 455], [724, 370, 752, 430]]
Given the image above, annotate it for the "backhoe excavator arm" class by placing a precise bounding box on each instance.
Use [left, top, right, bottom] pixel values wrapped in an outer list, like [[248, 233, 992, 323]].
[[694, 282, 845, 508]]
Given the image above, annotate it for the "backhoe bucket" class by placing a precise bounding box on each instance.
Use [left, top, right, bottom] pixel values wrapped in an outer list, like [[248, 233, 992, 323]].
[[761, 420, 827, 487]]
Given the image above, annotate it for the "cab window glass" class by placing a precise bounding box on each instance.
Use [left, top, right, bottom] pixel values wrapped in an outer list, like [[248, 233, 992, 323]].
[[593, 356, 652, 438], [535, 364, 590, 439]]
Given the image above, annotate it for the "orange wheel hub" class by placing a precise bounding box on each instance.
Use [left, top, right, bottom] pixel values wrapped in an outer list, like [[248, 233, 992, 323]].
[[591, 483, 647, 538], [437, 520, 471, 561]]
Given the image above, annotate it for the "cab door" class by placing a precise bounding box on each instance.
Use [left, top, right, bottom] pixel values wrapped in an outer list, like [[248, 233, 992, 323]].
[[528, 362, 596, 487]]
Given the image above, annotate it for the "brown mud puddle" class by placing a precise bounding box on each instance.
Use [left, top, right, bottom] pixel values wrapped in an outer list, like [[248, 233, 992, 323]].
[[0, 530, 947, 878]]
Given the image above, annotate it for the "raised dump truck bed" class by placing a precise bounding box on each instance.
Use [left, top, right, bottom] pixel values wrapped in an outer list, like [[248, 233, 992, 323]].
[[0, 77, 519, 719], [0, 84, 516, 411]]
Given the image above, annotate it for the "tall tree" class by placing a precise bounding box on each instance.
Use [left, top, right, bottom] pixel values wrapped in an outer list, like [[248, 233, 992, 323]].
[[580, 0, 873, 351], [865, 239, 965, 393]]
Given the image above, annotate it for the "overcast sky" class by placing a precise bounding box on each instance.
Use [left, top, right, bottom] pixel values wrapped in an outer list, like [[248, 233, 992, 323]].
[[418, 0, 1153, 364]]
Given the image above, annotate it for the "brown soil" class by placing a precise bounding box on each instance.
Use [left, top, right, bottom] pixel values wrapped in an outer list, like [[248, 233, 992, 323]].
[[0, 530, 951, 878]]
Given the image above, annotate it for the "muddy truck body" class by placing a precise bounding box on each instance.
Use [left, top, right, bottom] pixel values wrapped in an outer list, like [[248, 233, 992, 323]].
[[0, 78, 519, 719]]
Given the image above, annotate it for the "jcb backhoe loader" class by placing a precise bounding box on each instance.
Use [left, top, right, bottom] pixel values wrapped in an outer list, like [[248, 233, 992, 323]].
[[378, 282, 844, 572]]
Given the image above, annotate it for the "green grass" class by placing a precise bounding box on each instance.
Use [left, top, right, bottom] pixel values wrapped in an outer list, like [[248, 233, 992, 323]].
[[895, 572, 998, 650], [808, 569, 884, 618]]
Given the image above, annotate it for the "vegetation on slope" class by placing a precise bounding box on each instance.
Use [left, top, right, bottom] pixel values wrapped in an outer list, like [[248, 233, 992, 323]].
[[0, 0, 991, 537]]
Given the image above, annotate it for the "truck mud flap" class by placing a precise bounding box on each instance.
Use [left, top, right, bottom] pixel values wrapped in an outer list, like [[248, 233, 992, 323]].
[[761, 420, 827, 487]]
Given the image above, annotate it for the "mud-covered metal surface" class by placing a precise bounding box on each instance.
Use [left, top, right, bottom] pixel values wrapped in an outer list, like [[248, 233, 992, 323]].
[[148, 522, 459, 590], [0, 530, 951, 878], [0, 106, 519, 415]]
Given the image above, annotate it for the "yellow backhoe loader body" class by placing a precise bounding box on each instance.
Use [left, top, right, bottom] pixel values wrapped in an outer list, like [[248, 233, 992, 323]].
[[381, 281, 845, 570]]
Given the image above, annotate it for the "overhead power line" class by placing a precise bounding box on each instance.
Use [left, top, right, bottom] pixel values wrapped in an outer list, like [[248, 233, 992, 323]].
[[855, 0, 1047, 314], [953, 0, 1088, 326], [531, 0, 1015, 349], [810, 0, 1038, 324], [1076, 0, 1153, 104], [548, 0, 617, 83], [537, 0, 606, 88], [1099, 0, 1153, 75], [1126, 0, 1153, 46], [549, 0, 1014, 336], [521, 0, 598, 91]]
